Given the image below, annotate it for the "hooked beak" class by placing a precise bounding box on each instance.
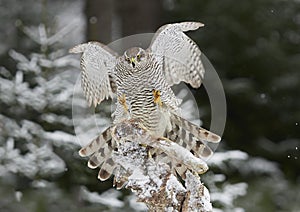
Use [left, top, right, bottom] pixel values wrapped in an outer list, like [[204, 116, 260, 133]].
[[130, 57, 136, 68]]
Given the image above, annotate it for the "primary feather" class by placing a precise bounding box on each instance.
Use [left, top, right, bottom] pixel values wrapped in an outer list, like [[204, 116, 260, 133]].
[[70, 42, 117, 107]]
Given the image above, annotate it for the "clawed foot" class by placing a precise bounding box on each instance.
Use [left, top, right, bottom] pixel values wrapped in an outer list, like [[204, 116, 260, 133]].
[[152, 89, 163, 107]]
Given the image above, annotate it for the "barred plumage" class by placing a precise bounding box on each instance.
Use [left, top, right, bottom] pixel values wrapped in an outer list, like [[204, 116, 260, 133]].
[[71, 21, 221, 182]]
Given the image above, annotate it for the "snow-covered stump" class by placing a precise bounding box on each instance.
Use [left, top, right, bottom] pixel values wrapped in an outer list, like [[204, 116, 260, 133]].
[[109, 120, 213, 212]]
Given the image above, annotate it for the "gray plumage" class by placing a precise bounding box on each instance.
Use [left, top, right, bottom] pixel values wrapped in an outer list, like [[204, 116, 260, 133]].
[[71, 21, 221, 181]]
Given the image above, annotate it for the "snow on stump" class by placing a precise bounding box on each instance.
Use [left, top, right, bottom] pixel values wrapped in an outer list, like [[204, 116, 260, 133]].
[[79, 119, 213, 212]]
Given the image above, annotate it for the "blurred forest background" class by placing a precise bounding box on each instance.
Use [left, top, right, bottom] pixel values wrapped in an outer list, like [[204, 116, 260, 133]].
[[0, 0, 299, 211]]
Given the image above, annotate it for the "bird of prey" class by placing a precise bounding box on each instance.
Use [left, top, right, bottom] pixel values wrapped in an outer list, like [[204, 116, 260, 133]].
[[70, 21, 221, 183]]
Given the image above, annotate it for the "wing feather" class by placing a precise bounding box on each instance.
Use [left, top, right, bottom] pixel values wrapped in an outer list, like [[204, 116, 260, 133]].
[[149, 22, 205, 88], [70, 42, 118, 107]]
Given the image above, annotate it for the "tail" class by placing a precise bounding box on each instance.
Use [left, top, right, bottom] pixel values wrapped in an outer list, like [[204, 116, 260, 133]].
[[168, 113, 221, 158], [78, 127, 117, 181], [79, 126, 113, 157], [154, 113, 221, 179]]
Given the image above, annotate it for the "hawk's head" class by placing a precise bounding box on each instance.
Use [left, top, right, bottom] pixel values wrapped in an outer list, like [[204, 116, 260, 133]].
[[122, 47, 149, 70]]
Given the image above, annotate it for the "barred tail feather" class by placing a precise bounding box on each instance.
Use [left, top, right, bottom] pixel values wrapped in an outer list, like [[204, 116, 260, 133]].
[[168, 113, 221, 158], [79, 127, 112, 157], [170, 113, 221, 143], [87, 139, 115, 169], [166, 127, 213, 158], [98, 158, 116, 181]]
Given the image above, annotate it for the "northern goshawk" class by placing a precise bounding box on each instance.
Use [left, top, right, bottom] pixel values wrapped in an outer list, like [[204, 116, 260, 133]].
[[70, 21, 221, 182]]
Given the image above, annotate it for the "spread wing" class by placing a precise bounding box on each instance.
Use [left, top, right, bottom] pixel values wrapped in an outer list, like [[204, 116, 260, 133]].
[[69, 42, 118, 107], [149, 22, 205, 88]]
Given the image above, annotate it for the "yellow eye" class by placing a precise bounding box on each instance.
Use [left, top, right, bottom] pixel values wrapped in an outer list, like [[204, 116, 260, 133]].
[[137, 54, 141, 59]]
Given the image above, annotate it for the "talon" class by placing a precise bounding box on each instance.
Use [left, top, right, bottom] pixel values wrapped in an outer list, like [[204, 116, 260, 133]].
[[158, 136, 173, 142], [118, 93, 128, 112], [153, 89, 163, 107], [146, 146, 155, 159], [147, 149, 152, 159]]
